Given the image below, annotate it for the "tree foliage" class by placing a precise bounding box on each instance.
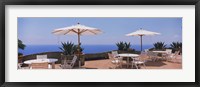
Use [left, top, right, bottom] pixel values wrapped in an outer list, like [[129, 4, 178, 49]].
[[153, 42, 166, 50]]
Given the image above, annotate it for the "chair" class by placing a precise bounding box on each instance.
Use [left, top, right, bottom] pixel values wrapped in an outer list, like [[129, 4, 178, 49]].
[[61, 55, 77, 69], [147, 51, 158, 61], [111, 51, 119, 58], [140, 52, 151, 61], [18, 63, 23, 69], [144, 49, 149, 52], [108, 53, 122, 69], [36, 55, 47, 60], [162, 49, 172, 60], [167, 51, 180, 62], [166, 49, 172, 54], [111, 51, 123, 60], [18, 63, 30, 69], [30, 62, 49, 69], [131, 53, 146, 69]]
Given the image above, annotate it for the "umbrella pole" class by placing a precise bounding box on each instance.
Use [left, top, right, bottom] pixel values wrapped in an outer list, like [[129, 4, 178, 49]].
[[77, 30, 81, 68], [140, 35, 143, 52], [78, 34, 80, 53]]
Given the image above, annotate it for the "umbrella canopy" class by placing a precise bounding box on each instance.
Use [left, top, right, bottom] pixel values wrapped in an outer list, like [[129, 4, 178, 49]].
[[126, 29, 160, 36], [126, 28, 160, 51], [52, 23, 102, 53], [52, 23, 102, 35]]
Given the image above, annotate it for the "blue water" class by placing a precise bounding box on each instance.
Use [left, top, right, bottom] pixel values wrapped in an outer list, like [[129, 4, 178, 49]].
[[19, 45, 153, 56]]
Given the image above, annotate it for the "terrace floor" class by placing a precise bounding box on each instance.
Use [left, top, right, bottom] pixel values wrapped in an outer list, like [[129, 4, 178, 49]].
[[54, 55, 182, 69], [81, 55, 182, 69], [20, 55, 182, 69]]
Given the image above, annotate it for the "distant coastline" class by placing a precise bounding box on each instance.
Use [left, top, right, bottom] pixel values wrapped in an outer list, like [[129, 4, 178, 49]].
[[19, 44, 154, 56]]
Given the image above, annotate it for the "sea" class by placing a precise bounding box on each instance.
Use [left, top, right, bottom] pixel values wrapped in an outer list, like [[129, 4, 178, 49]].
[[19, 45, 153, 56]]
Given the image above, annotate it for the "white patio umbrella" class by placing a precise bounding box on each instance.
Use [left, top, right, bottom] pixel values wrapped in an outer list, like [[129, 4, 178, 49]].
[[52, 23, 102, 54], [126, 28, 160, 51]]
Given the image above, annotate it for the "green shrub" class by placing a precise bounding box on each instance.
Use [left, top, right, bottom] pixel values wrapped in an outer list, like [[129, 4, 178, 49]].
[[59, 42, 84, 55], [74, 43, 84, 53], [116, 41, 124, 50], [18, 39, 26, 50], [153, 42, 167, 50], [59, 42, 76, 55], [18, 39, 26, 56], [170, 42, 182, 53], [116, 41, 133, 51], [124, 42, 131, 51]]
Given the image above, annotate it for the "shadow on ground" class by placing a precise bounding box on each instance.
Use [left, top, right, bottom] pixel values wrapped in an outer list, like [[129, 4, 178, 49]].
[[145, 61, 167, 66]]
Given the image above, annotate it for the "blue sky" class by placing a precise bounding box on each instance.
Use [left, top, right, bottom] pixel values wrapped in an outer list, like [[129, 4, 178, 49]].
[[18, 17, 182, 46]]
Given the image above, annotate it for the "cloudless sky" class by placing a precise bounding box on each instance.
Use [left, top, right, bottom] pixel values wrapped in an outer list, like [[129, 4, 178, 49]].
[[18, 17, 182, 46]]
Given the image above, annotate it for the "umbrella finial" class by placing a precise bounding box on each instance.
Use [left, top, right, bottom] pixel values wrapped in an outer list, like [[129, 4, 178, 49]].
[[77, 22, 80, 24]]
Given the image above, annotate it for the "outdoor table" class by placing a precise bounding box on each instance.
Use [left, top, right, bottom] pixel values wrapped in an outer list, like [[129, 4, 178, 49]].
[[118, 53, 139, 68], [152, 51, 168, 60], [24, 58, 58, 69], [152, 51, 168, 54]]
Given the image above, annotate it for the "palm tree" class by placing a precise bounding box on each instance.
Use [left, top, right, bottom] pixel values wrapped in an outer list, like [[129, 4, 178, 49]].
[[124, 42, 131, 51], [116, 41, 134, 53], [153, 42, 167, 50], [116, 41, 125, 51], [170, 42, 182, 53], [170, 42, 182, 49], [59, 42, 76, 55], [18, 39, 26, 56], [59, 42, 84, 55]]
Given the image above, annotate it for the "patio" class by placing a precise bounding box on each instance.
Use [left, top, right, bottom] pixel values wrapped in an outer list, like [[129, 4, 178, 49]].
[[44, 55, 182, 69], [82, 55, 182, 69]]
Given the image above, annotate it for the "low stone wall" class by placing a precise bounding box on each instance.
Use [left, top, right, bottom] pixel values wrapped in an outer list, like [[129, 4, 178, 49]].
[[21, 50, 139, 67], [21, 51, 110, 67], [84, 52, 108, 60]]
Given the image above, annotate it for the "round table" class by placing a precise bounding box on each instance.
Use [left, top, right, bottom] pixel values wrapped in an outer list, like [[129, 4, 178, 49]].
[[118, 53, 139, 68], [24, 58, 58, 69], [152, 51, 168, 60], [152, 51, 168, 54], [118, 53, 139, 57]]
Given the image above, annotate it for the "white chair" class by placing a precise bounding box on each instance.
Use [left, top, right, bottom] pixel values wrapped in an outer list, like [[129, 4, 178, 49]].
[[111, 51, 119, 58], [61, 55, 77, 69], [144, 49, 149, 52], [147, 51, 158, 62], [131, 53, 146, 69], [18, 63, 23, 69], [108, 53, 122, 69], [36, 55, 47, 60], [18, 63, 30, 69], [162, 49, 172, 60], [167, 51, 180, 62], [111, 51, 123, 60], [166, 49, 172, 54], [140, 52, 151, 61], [131, 58, 146, 69], [111, 51, 124, 67]]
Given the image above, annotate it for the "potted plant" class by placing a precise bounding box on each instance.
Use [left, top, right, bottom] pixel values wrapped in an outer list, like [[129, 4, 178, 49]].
[[74, 43, 84, 55], [59, 42, 75, 56], [74, 44, 85, 66], [59, 42, 85, 67]]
